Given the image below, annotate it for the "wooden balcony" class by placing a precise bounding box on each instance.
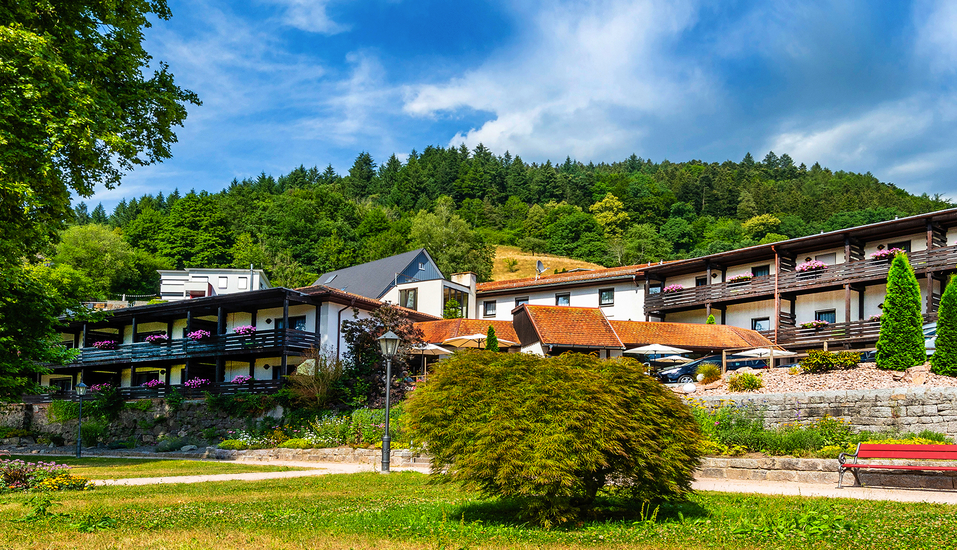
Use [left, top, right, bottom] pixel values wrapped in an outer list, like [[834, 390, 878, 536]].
[[757, 313, 936, 348], [71, 329, 318, 366], [645, 245, 957, 314], [22, 380, 283, 404]]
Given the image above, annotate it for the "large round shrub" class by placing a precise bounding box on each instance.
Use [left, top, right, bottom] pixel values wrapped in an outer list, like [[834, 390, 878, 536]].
[[406, 351, 702, 527]]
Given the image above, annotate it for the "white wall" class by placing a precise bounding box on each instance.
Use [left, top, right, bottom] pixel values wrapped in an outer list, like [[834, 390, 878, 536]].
[[477, 281, 644, 321], [725, 300, 776, 329], [794, 290, 846, 324], [665, 309, 710, 324]]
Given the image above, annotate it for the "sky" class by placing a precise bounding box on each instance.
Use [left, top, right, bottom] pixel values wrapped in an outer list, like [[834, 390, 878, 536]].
[[87, 0, 957, 210]]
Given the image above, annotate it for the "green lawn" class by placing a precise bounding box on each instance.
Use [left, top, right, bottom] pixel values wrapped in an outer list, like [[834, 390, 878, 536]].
[[7, 455, 308, 480], [0, 471, 954, 549]]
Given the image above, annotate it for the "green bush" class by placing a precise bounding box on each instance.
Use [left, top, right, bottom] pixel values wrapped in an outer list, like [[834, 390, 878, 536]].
[[165, 387, 184, 412], [801, 350, 834, 374], [834, 351, 860, 370], [0, 427, 33, 438], [697, 363, 721, 384], [278, 438, 313, 449], [876, 252, 926, 370], [36, 433, 65, 446], [727, 372, 763, 392], [47, 400, 80, 423], [308, 414, 352, 447], [932, 274, 957, 376], [80, 419, 106, 446], [217, 439, 247, 450], [125, 400, 153, 412], [155, 435, 198, 452], [406, 351, 702, 528]]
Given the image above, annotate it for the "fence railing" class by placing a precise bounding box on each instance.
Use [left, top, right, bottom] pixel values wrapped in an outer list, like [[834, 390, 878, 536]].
[[21, 379, 284, 404], [72, 329, 318, 365], [645, 245, 957, 313]]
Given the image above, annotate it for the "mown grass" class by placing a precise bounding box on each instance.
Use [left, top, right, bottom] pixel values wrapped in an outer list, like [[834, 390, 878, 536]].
[[7, 456, 306, 480], [1, 471, 955, 549]]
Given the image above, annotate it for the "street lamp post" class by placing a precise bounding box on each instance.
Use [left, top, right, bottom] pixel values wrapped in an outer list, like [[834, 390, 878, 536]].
[[75, 382, 87, 459], [377, 331, 401, 473]]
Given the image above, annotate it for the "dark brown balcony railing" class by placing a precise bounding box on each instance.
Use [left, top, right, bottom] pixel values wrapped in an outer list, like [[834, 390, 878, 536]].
[[71, 329, 318, 365], [755, 313, 936, 347], [22, 379, 283, 404], [645, 244, 957, 313]]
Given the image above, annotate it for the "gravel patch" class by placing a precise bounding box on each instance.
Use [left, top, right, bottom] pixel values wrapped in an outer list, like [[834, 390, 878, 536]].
[[688, 362, 957, 396]]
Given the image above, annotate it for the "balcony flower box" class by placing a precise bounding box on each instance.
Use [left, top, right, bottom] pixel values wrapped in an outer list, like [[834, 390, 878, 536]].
[[795, 260, 828, 280], [869, 248, 904, 262], [234, 325, 257, 336], [231, 375, 252, 385], [145, 334, 169, 345], [187, 329, 211, 341], [800, 320, 830, 330], [91, 340, 118, 350], [141, 379, 164, 389], [728, 273, 754, 285], [662, 284, 684, 294], [184, 378, 210, 389], [868, 314, 882, 322]]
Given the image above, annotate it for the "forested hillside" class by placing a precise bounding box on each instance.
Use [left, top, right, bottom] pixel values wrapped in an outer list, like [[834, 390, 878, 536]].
[[60, 146, 950, 300]]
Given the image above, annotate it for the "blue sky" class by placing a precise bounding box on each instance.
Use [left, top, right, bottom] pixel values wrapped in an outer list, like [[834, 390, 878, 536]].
[[88, 0, 957, 210]]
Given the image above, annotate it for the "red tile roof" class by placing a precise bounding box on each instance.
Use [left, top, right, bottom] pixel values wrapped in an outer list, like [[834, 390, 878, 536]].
[[609, 321, 773, 351], [414, 318, 519, 346], [519, 305, 624, 349], [477, 262, 670, 293]]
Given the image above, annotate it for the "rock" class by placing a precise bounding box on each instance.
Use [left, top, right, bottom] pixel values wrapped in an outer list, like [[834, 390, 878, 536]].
[[177, 430, 188, 438], [180, 444, 198, 452], [893, 371, 906, 381]]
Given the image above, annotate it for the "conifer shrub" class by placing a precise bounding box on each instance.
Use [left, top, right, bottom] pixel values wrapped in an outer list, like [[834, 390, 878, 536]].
[[932, 275, 957, 376], [485, 325, 499, 352], [405, 351, 702, 527], [706, 314, 716, 324], [876, 252, 926, 370]]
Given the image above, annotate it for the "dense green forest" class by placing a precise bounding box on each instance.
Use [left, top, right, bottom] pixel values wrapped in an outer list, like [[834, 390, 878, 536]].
[[60, 146, 949, 300]]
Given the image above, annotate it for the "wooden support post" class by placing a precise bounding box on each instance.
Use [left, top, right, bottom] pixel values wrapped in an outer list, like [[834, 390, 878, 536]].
[[131, 316, 137, 344], [720, 308, 726, 325], [927, 273, 936, 315], [706, 303, 712, 317], [315, 305, 321, 346], [721, 350, 727, 375], [643, 273, 651, 321], [183, 359, 190, 386], [130, 364, 137, 386], [164, 366, 171, 386], [81, 323, 87, 348], [928, 219, 935, 250], [248, 360, 255, 380], [217, 306, 225, 335], [844, 284, 852, 323], [167, 320, 174, 339], [280, 354, 288, 380]]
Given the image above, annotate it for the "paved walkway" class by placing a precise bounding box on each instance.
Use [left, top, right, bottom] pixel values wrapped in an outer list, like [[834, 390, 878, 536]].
[[693, 478, 957, 505], [92, 460, 430, 486]]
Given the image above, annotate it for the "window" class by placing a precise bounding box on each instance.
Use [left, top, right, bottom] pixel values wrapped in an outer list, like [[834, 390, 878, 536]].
[[752, 265, 770, 278], [443, 287, 468, 317], [134, 371, 160, 386], [418, 262, 426, 270], [483, 300, 497, 317], [398, 288, 418, 310], [277, 315, 307, 331], [48, 377, 72, 392], [815, 253, 836, 265], [695, 276, 707, 287], [556, 293, 570, 306], [648, 284, 662, 295], [751, 318, 770, 331], [238, 276, 248, 290], [599, 288, 614, 306], [888, 240, 912, 253], [515, 296, 529, 307], [218, 276, 228, 289], [815, 309, 836, 324]]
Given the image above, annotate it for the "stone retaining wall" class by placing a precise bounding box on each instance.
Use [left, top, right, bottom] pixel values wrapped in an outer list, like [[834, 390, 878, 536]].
[[0, 403, 28, 430], [691, 387, 957, 437], [209, 446, 432, 468], [698, 456, 957, 489]]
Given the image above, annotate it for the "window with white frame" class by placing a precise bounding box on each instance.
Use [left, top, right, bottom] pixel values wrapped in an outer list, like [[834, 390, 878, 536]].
[[751, 317, 770, 331], [238, 276, 248, 290], [399, 288, 418, 310], [218, 276, 228, 289], [483, 300, 497, 317]]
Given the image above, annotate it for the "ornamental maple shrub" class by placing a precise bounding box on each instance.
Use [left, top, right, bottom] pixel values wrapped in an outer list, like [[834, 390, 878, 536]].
[[405, 351, 703, 527]]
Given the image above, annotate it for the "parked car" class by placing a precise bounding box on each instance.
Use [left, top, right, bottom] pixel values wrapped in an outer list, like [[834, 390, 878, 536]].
[[656, 354, 768, 384]]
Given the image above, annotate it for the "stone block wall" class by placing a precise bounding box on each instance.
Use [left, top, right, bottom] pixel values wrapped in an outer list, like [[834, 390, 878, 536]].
[[690, 387, 957, 437], [0, 403, 29, 430]]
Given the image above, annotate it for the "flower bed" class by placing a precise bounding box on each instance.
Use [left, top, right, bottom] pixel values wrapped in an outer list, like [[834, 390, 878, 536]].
[[0, 459, 89, 492], [795, 260, 828, 272], [800, 320, 830, 329], [145, 334, 169, 344], [663, 283, 684, 293], [217, 407, 405, 450], [91, 340, 118, 350], [234, 325, 257, 336], [727, 273, 753, 283], [870, 247, 904, 260], [187, 329, 211, 341]]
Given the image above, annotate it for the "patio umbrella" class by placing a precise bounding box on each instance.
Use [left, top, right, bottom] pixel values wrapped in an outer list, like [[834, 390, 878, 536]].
[[623, 344, 692, 355], [442, 333, 517, 349], [411, 343, 451, 380], [737, 347, 797, 358], [653, 355, 692, 364]]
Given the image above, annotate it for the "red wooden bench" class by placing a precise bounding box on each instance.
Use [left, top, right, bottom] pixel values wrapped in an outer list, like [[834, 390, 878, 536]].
[[838, 443, 957, 488]]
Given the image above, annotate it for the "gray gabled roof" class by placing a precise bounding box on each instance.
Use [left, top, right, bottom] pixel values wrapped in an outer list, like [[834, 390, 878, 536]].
[[311, 248, 443, 300]]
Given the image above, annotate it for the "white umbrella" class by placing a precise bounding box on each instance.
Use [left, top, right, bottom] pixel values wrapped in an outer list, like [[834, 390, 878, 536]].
[[623, 344, 692, 355], [653, 355, 691, 364], [737, 347, 797, 358], [412, 343, 451, 381], [442, 333, 517, 349]]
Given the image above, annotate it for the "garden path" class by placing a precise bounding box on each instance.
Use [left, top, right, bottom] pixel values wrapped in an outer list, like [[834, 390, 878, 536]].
[[694, 478, 957, 505]]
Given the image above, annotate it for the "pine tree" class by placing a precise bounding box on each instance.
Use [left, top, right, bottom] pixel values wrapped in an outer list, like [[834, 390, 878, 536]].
[[706, 314, 716, 325], [931, 275, 957, 376], [876, 252, 926, 370], [443, 299, 462, 319], [486, 325, 499, 352]]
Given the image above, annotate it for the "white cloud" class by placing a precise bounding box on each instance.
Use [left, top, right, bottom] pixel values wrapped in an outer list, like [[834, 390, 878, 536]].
[[402, 0, 708, 159], [913, 0, 957, 73], [260, 0, 348, 34]]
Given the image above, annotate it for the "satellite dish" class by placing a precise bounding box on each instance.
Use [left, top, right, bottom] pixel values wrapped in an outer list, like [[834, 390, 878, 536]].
[[536, 260, 546, 274]]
